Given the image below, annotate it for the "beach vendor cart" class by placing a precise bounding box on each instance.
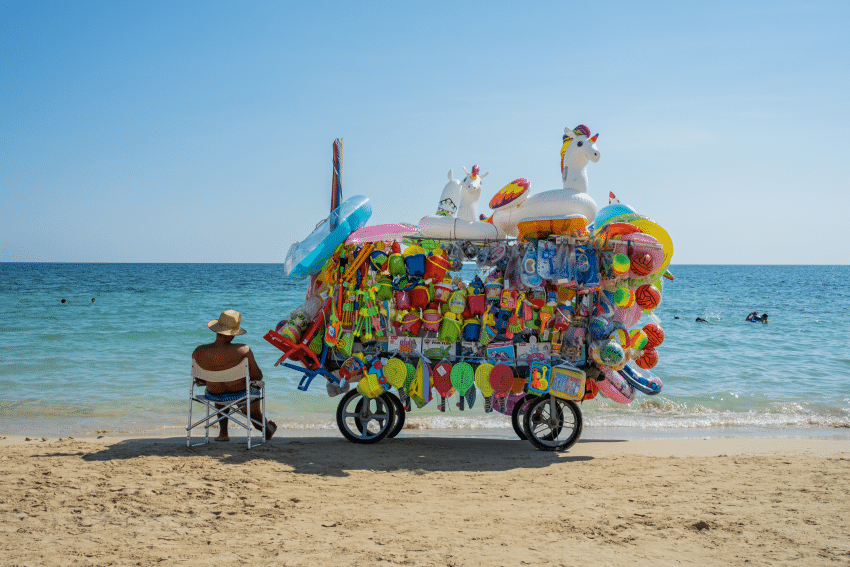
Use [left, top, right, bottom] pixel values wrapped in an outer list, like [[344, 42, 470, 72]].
[[266, 133, 673, 451]]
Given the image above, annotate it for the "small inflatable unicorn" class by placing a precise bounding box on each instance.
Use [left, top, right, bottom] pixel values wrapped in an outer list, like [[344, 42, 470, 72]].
[[419, 165, 504, 240]]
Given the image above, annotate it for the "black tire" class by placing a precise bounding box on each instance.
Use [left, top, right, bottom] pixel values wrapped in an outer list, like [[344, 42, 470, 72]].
[[336, 389, 396, 444], [384, 392, 406, 438], [511, 394, 531, 440], [522, 394, 583, 451]]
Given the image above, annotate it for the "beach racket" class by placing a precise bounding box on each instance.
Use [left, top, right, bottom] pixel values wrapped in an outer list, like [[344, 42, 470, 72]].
[[475, 363, 495, 412], [489, 364, 514, 412], [433, 362, 454, 412], [384, 357, 408, 405], [450, 362, 475, 411], [403, 362, 416, 410]]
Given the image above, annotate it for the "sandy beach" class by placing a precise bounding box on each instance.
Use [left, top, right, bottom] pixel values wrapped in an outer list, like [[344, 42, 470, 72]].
[[0, 434, 848, 566]]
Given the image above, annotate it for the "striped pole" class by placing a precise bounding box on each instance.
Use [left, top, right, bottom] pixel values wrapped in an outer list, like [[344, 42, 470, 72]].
[[330, 138, 343, 230]]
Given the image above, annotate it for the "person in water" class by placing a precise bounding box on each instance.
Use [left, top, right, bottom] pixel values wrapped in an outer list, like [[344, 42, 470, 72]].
[[695, 317, 707, 322], [760, 313, 769, 324], [746, 311, 760, 322], [192, 310, 276, 441]]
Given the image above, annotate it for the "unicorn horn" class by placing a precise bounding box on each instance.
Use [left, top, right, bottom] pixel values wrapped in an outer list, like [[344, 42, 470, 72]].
[[590, 134, 599, 143]]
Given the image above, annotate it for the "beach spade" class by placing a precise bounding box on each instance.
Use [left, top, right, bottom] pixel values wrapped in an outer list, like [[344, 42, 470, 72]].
[[450, 362, 475, 411], [474, 363, 495, 412], [383, 358, 409, 407], [433, 362, 454, 412], [489, 364, 514, 413]]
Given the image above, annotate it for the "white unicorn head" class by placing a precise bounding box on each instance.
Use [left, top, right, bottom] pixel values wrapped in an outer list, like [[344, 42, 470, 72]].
[[457, 165, 488, 221], [560, 124, 600, 193]]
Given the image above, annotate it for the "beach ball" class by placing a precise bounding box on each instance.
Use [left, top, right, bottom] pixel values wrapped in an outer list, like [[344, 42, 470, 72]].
[[613, 287, 635, 308], [636, 347, 659, 369], [629, 329, 648, 350], [629, 252, 654, 277], [590, 315, 614, 340], [642, 323, 665, 348], [599, 340, 626, 367], [614, 302, 643, 328], [609, 327, 630, 348], [612, 253, 630, 275], [635, 284, 661, 310]]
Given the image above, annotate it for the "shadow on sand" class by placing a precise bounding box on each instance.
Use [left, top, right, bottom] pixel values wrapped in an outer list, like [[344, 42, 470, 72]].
[[32, 434, 631, 476]]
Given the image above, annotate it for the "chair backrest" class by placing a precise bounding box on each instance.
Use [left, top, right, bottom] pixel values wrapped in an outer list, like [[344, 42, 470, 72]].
[[192, 358, 249, 383]]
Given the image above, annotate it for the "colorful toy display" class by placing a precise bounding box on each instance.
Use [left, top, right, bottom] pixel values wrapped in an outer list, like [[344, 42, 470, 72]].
[[269, 128, 675, 451]]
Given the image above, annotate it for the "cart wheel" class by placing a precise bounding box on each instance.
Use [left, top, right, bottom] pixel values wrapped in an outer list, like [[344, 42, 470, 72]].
[[385, 392, 406, 438], [511, 394, 531, 440], [522, 394, 583, 451], [336, 389, 396, 444], [352, 392, 406, 439]]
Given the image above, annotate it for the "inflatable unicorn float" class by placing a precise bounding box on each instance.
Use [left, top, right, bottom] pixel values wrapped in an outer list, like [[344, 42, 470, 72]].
[[418, 125, 601, 240]]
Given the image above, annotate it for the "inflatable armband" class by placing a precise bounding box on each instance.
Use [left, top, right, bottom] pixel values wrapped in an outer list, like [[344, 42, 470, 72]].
[[521, 242, 543, 288]]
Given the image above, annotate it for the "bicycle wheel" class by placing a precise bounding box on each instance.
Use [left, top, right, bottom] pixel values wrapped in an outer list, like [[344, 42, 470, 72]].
[[511, 394, 532, 440], [336, 389, 396, 444], [384, 392, 406, 438], [522, 394, 583, 451]]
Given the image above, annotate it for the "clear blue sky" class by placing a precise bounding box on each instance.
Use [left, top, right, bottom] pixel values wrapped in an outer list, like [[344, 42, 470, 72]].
[[2, 1, 848, 264]]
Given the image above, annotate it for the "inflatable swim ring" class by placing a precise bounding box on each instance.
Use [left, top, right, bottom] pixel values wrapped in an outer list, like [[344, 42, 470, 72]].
[[489, 189, 597, 238], [417, 215, 505, 240], [285, 195, 372, 278], [598, 368, 636, 404], [618, 363, 662, 395]]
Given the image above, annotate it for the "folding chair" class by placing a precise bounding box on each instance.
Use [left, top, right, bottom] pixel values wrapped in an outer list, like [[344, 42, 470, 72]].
[[187, 358, 266, 449]]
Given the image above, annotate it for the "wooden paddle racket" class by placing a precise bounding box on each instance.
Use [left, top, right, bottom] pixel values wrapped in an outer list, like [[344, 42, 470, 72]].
[[474, 363, 495, 412], [450, 362, 475, 410], [489, 364, 514, 412], [432, 361, 454, 412]]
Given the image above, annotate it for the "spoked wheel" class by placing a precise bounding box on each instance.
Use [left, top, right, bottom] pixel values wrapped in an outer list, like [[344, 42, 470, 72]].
[[336, 389, 396, 444], [522, 394, 583, 451], [384, 392, 406, 438], [511, 394, 532, 440]]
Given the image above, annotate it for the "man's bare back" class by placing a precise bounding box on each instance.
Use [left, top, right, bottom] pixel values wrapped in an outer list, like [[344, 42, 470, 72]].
[[192, 338, 263, 394]]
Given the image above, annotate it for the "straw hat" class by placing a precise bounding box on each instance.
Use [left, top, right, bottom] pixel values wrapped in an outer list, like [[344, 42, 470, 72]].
[[208, 310, 247, 336]]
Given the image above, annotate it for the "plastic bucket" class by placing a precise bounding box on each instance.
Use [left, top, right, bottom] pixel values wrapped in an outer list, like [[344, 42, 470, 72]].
[[404, 254, 426, 278], [424, 253, 450, 282], [433, 281, 453, 304]]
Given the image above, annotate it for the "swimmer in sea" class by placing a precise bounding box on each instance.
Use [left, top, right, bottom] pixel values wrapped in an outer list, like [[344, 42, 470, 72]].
[[761, 313, 769, 324], [695, 317, 707, 322], [745, 311, 760, 322]]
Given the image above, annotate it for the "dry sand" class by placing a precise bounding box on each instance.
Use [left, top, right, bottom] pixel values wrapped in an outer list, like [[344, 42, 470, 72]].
[[0, 434, 848, 566]]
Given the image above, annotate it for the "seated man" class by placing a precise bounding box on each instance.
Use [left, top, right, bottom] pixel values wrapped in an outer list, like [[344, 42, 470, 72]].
[[193, 309, 276, 441]]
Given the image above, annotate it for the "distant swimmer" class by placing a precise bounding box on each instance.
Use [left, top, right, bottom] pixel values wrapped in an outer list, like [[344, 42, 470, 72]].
[[745, 311, 760, 322], [760, 313, 769, 324], [91, 298, 96, 303], [61, 299, 66, 304], [695, 317, 707, 322]]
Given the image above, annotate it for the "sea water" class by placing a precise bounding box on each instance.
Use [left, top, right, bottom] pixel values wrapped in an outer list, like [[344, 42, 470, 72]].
[[0, 263, 848, 439]]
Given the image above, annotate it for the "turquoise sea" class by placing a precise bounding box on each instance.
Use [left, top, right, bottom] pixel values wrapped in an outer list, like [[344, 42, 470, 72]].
[[1, 263, 848, 439]]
